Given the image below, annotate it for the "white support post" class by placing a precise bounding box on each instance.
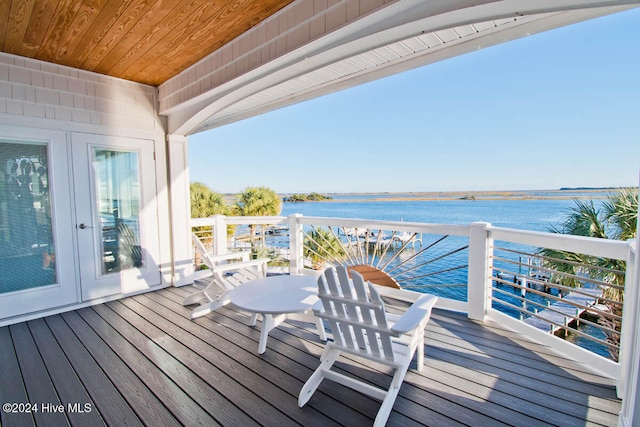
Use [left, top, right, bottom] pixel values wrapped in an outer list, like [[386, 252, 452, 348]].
[[166, 134, 194, 286], [288, 214, 304, 275], [212, 215, 228, 256], [618, 213, 639, 427], [467, 222, 492, 321], [617, 175, 640, 427], [618, 239, 638, 402]]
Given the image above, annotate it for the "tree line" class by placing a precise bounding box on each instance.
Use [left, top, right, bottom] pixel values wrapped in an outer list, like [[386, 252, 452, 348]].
[[190, 182, 282, 218], [283, 193, 333, 202]]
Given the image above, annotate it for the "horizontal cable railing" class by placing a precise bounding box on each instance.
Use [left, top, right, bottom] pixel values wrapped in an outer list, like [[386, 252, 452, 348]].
[[489, 226, 630, 362], [295, 216, 471, 300], [299, 222, 470, 299], [190, 215, 633, 363]]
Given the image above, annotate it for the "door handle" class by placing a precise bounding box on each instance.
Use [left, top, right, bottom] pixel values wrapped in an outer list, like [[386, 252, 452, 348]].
[[78, 223, 93, 229]]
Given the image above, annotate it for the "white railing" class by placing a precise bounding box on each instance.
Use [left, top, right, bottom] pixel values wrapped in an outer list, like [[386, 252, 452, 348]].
[[190, 214, 636, 383], [480, 223, 635, 380]]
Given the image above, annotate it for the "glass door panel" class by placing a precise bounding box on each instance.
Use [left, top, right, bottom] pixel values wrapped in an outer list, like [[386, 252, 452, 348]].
[[94, 149, 143, 275], [0, 141, 55, 293]]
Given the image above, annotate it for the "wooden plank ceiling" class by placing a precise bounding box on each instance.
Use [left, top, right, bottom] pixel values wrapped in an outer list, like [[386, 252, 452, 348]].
[[0, 0, 293, 86]]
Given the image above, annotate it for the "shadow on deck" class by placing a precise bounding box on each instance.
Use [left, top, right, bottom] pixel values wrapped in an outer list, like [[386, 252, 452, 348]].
[[0, 285, 620, 426]]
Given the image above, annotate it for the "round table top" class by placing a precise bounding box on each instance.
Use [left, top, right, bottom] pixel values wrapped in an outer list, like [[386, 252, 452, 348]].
[[229, 274, 319, 314]]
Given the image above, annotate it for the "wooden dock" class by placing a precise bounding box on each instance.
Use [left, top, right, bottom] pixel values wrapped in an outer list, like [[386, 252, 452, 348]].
[[524, 288, 603, 334]]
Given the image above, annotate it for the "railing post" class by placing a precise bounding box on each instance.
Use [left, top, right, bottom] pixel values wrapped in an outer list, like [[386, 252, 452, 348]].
[[468, 222, 492, 321], [616, 174, 639, 420], [212, 214, 228, 256], [618, 239, 638, 399], [288, 214, 304, 275]]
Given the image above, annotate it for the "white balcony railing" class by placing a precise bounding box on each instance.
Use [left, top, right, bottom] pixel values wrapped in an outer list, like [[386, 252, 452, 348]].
[[190, 214, 636, 387]]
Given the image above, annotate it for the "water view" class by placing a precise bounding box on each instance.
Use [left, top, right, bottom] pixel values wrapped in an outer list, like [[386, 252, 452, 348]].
[[282, 197, 578, 231], [280, 192, 613, 357]]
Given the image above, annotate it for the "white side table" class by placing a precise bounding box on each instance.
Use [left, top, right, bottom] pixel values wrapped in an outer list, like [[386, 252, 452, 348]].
[[229, 274, 326, 354]]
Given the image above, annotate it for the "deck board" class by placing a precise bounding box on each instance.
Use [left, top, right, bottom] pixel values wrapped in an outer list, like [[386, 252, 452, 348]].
[[265, 307, 562, 427], [145, 288, 373, 425], [73, 306, 212, 426], [0, 284, 622, 427], [429, 328, 617, 399], [46, 313, 144, 426], [27, 318, 105, 427], [0, 326, 34, 427], [429, 311, 613, 385], [10, 322, 68, 427], [101, 299, 298, 426]]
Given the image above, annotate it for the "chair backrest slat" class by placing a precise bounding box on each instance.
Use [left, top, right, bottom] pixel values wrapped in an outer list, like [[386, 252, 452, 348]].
[[317, 266, 395, 362], [349, 270, 381, 357], [325, 268, 360, 350], [368, 283, 394, 359], [337, 267, 354, 299], [318, 273, 346, 348], [192, 233, 214, 268]]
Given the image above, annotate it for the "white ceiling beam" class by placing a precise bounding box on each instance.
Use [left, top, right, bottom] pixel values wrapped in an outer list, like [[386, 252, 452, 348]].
[[164, 0, 640, 135]]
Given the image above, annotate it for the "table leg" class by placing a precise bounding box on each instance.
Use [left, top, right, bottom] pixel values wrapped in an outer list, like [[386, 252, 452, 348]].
[[258, 314, 273, 354], [248, 313, 258, 326], [257, 313, 287, 354]]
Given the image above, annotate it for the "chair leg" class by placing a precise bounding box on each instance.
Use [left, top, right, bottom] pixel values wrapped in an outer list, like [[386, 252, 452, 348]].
[[375, 367, 408, 427], [416, 331, 425, 371], [373, 385, 401, 427], [390, 363, 409, 390], [182, 277, 219, 306], [190, 293, 231, 319], [298, 348, 340, 407], [182, 288, 210, 306]]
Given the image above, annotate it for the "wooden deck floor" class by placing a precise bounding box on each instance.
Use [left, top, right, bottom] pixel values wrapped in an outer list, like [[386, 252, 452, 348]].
[[0, 284, 621, 426]]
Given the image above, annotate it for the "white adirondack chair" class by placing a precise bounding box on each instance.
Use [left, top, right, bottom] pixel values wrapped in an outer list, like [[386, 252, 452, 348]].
[[183, 233, 269, 319], [299, 265, 437, 426]]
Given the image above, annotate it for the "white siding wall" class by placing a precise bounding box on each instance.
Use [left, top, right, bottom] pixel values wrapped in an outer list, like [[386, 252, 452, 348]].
[[0, 52, 175, 321], [0, 53, 161, 136]]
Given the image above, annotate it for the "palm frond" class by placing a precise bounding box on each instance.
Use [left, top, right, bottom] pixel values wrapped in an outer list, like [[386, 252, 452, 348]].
[[603, 188, 638, 241], [561, 199, 607, 238], [536, 188, 637, 360]]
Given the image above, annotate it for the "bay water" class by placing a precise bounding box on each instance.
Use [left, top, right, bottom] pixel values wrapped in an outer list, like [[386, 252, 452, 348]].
[[281, 194, 611, 357], [282, 197, 577, 231]]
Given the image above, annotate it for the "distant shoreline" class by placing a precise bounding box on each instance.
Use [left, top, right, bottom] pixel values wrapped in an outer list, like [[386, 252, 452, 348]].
[[281, 188, 623, 203], [217, 188, 632, 204]]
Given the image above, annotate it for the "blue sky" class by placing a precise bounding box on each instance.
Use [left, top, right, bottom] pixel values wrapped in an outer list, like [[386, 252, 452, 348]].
[[188, 8, 640, 194]]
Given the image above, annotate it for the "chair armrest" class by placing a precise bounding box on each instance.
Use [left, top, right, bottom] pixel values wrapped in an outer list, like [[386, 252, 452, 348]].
[[390, 294, 437, 335], [212, 257, 269, 273], [208, 251, 250, 263]]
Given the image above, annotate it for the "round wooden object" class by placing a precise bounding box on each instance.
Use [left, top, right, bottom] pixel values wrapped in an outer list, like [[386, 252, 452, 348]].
[[347, 265, 401, 289]]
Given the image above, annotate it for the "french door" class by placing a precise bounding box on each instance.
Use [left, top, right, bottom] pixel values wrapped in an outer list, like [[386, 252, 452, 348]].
[[0, 128, 161, 320], [0, 128, 77, 318], [71, 133, 161, 300]]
